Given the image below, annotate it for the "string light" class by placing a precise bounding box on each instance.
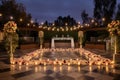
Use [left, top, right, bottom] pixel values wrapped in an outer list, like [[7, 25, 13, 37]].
[[40, 24, 83, 32]]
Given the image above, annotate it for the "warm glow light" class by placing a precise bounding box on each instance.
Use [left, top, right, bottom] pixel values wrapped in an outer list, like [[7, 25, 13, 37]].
[[78, 22, 80, 24], [0, 13, 2, 17], [67, 66, 71, 72], [19, 62, 22, 66], [43, 66, 46, 72], [59, 66, 62, 72], [78, 66, 81, 72], [10, 16, 13, 20], [89, 66, 92, 72], [67, 62, 71, 66], [91, 19, 94, 23], [105, 66, 109, 73], [44, 62, 46, 66], [31, 20, 34, 23], [27, 23, 30, 26], [26, 66, 29, 71], [35, 61, 38, 65], [35, 66, 38, 72], [41, 22, 44, 25], [102, 18, 105, 21], [53, 66, 56, 72], [20, 18, 23, 22]]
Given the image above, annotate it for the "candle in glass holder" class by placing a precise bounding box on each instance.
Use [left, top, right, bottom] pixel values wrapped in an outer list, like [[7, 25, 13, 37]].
[[35, 61, 38, 65], [53, 66, 56, 72], [11, 60, 15, 65], [59, 62, 62, 66], [25, 61, 29, 66], [10, 65, 15, 71], [35, 66, 38, 72], [89, 66, 92, 72], [89, 62, 92, 66], [19, 61, 22, 66], [26, 66, 29, 71], [43, 66, 46, 72], [59, 66, 62, 72], [44, 62, 46, 66], [105, 66, 109, 73], [18, 66, 22, 70], [105, 62, 108, 66], [53, 61, 56, 65], [47, 59, 50, 62], [67, 62, 71, 66], [67, 66, 71, 72], [78, 66, 81, 72], [77, 61, 81, 66], [97, 65, 101, 71], [97, 61, 101, 66]]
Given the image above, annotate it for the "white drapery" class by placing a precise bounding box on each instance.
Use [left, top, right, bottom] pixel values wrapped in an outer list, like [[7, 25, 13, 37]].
[[51, 37, 74, 48]]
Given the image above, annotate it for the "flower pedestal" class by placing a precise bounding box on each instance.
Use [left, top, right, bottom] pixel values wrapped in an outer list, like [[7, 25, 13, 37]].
[[3, 21, 18, 64], [107, 20, 120, 69]]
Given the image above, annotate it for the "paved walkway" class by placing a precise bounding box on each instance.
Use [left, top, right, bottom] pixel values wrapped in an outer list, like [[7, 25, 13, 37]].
[[0, 48, 120, 80]]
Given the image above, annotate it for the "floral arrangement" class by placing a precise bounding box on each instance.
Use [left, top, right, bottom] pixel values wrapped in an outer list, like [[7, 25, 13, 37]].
[[3, 21, 17, 33], [107, 20, 120, 36]]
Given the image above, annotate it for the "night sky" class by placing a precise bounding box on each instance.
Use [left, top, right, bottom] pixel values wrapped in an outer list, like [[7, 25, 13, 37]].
[[17, 0, 120, 23]]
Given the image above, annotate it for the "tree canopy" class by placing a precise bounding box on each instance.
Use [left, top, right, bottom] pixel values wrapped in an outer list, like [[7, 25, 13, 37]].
[[0, 0, 32, 30], [93, 0, 116, 26]]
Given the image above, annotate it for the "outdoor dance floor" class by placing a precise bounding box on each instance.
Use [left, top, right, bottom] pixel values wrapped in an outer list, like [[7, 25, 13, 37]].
[[0, 48, 120, 80]]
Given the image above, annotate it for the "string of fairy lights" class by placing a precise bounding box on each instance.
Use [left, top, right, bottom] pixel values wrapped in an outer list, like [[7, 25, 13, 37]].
[[39, 25, 84, 32]]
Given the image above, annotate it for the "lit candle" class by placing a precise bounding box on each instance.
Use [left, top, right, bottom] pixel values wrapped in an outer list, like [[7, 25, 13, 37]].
[[43, 66, 46, 72], [35, 66, 38, 72], [35, 61, 38, 65], [18, 66, 22, 70], [77, 61, 81, 66], [26, 66, 29, 71], [89, 66, 92, 72], [78, 66, 81, 72], [44, 62, 46, 66], [25, 61, 29, 66], [10, 65, 15, 71], [11, 60, 15, 65], [67, 66, 71, 72], [97, 61, 101, 66], [53, 66, 56, 72], [59, 66, 62, 72], [19, 61, 22, 66], [53, 61, 56, 65], [105, 62, 108, 66], [59, 62, 62, 66], [105, 66, 109, 73], [67, 62, 71, 66], [89, 62, 92, 66], [97, 65, 101, 71], [47, 59, 50, 62]]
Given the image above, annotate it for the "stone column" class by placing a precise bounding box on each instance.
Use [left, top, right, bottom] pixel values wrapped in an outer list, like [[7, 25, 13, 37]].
[[51, 38, 55, 48], [71, 38, 74, 48], [78, 31, 84, 48], [38, 31, 44, 49]]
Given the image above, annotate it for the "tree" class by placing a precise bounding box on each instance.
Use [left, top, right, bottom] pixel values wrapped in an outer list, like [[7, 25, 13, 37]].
[[54, 15, 77, 27], [81, 10, 89, 24], [0, 0, 32, 29], [115, 3, 120, 20], [93, 0, 116, 26]]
